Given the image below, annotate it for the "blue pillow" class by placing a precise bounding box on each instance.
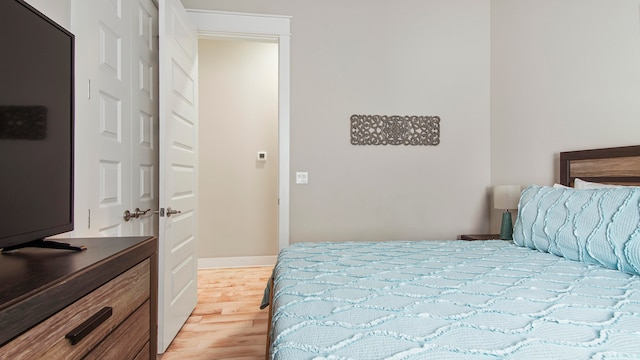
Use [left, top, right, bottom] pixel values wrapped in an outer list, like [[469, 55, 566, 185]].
[[513, 185, 640, 275]]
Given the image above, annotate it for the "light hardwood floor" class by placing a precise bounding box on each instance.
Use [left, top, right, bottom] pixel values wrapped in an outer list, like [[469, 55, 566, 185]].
[[160, 266, 273, 360]]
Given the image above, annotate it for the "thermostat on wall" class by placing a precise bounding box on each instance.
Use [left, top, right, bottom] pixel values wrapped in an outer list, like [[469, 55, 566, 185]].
[[257, 151, 267, 161]]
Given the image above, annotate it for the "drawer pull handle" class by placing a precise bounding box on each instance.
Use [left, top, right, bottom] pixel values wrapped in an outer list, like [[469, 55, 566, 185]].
[[65, 307, 113, 345]]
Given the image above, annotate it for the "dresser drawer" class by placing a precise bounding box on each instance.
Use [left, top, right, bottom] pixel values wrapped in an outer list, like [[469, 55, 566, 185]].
[[134, 343, 151, 360], [84, 300, 150, 360], [1, 259, 150, 359]]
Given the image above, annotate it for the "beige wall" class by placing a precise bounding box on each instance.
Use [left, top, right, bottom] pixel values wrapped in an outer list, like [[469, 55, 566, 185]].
[[490, 0, 640, 232], [198, 38, 279, 257], [184, 0, 494, 241]]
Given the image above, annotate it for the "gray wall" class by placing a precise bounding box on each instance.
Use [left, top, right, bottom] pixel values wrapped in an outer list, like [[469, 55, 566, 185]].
[[184, 0, 493, 242], [29, 0, 639, 244], [490, 0, 640, 231]]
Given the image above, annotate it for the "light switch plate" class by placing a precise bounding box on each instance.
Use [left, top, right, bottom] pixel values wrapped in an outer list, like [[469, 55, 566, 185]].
[[296, 172, 308, 184]]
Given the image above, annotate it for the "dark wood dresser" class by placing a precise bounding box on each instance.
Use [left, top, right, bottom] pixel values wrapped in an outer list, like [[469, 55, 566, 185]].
[[0, 236, 158, 359]]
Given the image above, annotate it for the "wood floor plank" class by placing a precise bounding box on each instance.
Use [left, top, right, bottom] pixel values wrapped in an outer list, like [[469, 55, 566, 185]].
[[160, 266, 273, 360]]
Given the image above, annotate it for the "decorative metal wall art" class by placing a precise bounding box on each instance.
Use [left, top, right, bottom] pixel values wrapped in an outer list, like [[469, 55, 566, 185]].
[[350, 115, 440, 146]]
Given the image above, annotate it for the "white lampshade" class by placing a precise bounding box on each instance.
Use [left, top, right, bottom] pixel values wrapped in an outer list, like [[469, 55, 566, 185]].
[[493, 185, 521, 210]]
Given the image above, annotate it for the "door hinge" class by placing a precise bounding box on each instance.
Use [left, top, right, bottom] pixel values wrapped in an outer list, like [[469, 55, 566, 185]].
[[87, 79, 91, 99], [88, 209, 91, 229]]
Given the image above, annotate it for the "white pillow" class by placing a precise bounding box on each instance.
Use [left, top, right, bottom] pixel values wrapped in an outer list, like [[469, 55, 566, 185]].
[[574, 178, 622, 189]]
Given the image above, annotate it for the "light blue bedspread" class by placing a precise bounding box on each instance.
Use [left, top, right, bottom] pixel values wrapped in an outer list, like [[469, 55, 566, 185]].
[[270, 240, 640, 359]]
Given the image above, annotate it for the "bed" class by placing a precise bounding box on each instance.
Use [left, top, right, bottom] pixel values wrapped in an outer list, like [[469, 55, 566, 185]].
[[266, 145, 640, 359]]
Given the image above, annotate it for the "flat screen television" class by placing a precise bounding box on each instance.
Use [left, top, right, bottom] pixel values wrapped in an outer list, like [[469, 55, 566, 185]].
[[0, 0, 80, 251]]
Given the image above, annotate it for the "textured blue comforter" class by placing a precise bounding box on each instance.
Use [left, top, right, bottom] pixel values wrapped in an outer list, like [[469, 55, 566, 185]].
[[270, 240, 640, 359]]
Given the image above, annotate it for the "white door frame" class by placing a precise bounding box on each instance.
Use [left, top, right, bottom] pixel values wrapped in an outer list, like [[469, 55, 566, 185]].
[[187, 9, 291, 251]]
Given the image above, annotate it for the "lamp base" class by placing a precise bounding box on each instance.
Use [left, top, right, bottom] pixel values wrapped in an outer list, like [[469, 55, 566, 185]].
[[500, 211, 513, 240]]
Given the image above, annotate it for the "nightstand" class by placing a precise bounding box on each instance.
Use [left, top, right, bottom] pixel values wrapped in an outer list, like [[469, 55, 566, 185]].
[[459, 234, 502, 241]]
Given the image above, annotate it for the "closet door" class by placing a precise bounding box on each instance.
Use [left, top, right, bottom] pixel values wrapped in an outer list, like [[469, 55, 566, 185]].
[[131, 0, 159, 236], [73, 0, 133, 236], [72, 0, 158, 237]]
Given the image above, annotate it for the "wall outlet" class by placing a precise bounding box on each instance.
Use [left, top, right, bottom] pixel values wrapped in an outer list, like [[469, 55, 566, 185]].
[[296, 172, 308, 184]]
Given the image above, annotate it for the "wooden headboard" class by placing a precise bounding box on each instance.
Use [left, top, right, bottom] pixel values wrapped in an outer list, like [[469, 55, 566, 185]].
[[560, 145, 640, 187]]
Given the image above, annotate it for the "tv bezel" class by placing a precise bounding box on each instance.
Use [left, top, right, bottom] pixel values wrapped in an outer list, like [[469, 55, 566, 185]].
[[0, 0, 75, 251]]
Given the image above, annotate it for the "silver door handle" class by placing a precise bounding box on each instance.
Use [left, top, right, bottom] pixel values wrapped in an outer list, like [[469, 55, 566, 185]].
[[166, 207, 182, 217], [123, 208, 151, 221], [134, 208, 151, 217]]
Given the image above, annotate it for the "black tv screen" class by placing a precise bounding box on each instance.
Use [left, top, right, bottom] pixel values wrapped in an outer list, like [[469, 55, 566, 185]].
[[0, 0, 74, 250]]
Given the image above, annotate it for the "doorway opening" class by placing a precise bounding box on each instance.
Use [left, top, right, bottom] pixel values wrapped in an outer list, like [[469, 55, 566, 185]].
[[185, 9, 291, 260], [197, 37, 279, 266]]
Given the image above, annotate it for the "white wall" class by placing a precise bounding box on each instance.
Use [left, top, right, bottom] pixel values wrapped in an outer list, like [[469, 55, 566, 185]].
[[198, 38, 279, 258], [490, 0, 640, 231], [184, 0, 493, 241]]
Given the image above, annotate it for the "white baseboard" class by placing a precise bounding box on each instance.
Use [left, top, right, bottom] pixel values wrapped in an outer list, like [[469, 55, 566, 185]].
[[198, 255, 277, 269]]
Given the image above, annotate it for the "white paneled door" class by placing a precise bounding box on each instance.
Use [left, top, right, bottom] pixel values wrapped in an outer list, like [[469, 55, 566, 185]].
[[131, 0, 160, 236], [72, 0, 158, 238], [73, 0, 132, 237], [74, 0, 196, 353], [158, 0, 199, 352]]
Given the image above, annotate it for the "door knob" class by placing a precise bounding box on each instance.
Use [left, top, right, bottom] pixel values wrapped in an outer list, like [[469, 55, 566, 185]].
[[166, 207, 182, 217], [123, 208, 151, 221], [134, 208, 151, 217]]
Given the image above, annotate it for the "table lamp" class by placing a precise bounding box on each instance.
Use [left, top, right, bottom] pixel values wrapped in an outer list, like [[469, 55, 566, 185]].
[[494, 185, 521, 240]]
